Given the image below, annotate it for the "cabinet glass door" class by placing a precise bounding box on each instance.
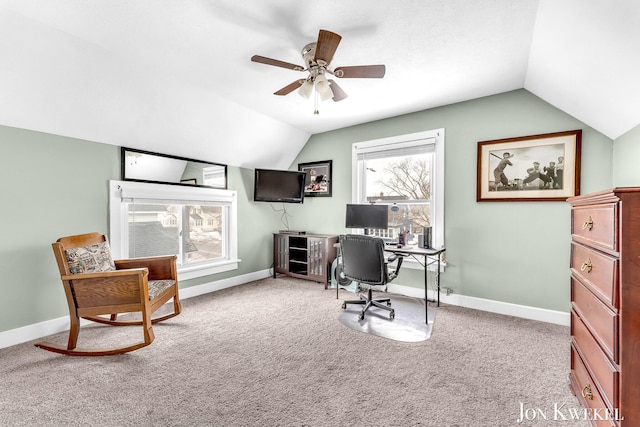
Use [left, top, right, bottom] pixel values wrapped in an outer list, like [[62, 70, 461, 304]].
[[307, 238, 326, 282], [273, 234, 288, 273]]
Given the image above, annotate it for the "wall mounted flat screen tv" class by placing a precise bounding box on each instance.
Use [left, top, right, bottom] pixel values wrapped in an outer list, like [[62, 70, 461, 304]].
[[254, 169, 306, 204], [345, 204, 389, 230]]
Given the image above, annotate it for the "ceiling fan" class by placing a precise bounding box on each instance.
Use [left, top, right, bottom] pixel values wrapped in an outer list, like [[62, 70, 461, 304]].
[[251, 29, 385, 114]]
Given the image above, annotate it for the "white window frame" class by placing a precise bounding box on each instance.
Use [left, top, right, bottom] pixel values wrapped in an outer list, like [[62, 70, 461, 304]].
[[352, 128, 445, 251], [109, 180, 240, 280]]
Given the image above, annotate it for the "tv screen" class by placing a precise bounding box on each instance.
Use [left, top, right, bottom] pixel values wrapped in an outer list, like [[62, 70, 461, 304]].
[[345, 204, 389, 229], [254, 169, 306, 204]]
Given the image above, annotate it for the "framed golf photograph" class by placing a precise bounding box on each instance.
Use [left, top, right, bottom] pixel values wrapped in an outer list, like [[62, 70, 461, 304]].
[[477, 130, 582, 202], [298, 160, 332, 197]]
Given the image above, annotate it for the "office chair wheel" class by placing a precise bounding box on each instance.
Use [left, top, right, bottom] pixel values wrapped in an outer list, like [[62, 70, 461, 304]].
[[389, 310, 395, 320], [341, 302, 347, 309], [358, 311, 365, 320], [387, 301, 392, 307]]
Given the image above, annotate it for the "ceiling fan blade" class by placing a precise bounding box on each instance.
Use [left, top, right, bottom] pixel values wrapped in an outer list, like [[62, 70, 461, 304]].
[[334, 65, 386, 78], [328, 80, 348, 102], [274, 80, 303, 96], [251, 55, 304, 71], [314, 30, 342, 65]]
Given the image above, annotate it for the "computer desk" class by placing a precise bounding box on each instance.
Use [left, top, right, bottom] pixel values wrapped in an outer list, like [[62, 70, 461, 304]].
[[385, 245, 446, 324]]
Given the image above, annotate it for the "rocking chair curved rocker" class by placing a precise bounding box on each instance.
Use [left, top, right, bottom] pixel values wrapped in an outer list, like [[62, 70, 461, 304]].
[[35, 232, 182, 356]]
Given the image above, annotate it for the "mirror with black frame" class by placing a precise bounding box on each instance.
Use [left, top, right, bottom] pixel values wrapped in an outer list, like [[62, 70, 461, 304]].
[[121, 147, 227, 189]]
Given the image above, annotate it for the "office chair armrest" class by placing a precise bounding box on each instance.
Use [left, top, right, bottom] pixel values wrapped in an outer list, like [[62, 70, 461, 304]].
[[386, 253, 404, 282], [387, 253, 401, 263]]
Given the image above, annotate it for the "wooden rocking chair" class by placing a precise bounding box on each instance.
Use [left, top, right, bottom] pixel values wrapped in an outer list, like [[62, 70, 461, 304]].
[[35, 232, 182, 356]]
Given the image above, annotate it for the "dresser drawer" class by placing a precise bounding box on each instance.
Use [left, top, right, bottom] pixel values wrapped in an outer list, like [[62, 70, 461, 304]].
[[571, 311, 619, 410], [571, 204, 618, 252], [570, 242, 619, 308], [572, 277, 619, 363], [570, 345, 617, 427]]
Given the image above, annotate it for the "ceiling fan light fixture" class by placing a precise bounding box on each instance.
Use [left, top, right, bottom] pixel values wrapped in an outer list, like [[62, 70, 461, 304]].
[[298, 79, 313, 99], [314, 74, 334, 102]]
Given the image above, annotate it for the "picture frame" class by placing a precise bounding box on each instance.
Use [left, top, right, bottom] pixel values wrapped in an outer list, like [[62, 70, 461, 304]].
[[298, 160, 332, 197], [477, 130, 582, 202]]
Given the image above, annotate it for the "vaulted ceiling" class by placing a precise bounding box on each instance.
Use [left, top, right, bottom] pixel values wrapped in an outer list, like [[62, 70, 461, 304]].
[[1, 0, 638, 170]]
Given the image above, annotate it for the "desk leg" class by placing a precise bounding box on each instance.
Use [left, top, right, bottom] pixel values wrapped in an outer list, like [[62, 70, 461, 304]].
[[437, 256, 441, 307], [424, 254, 429, 324]]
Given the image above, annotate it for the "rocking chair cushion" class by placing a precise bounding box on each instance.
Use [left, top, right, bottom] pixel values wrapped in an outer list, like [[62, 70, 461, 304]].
[[65, 241, 116, 274], [147, 279, 176, 300]]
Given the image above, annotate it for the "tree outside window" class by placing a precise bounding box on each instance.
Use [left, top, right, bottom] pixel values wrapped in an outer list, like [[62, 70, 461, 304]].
[[361, 153, 432, 245]]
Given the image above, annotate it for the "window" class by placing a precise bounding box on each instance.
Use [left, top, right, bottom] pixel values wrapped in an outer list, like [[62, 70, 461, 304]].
[[109, 180, 239, 280], [352, 129, 444, 248]]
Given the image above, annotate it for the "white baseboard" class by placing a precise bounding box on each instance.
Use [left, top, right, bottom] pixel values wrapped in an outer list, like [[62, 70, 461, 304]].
[[0, 269, 272, 350], [1, 270, 568, 350], [387, 283, 570, 326], [178, 269, 272, 299]]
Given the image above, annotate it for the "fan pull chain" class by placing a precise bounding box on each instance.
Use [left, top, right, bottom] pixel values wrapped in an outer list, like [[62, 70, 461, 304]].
[[314, 89, 319, 114]]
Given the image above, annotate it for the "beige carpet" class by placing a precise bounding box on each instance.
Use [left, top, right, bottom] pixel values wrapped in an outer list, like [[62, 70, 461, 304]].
[[0, 277, 588, 426]]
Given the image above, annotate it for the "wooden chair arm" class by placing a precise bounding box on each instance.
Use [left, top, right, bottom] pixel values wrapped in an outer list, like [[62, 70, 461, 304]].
[[61, 268, 148, 281], [115, 255, 176, 265], [115, 255, 177, 280], [62, 268, 151, 309]]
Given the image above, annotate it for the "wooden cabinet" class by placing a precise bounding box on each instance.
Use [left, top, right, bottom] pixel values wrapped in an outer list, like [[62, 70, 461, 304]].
[[273, 233, 338, 288], [568, 188, 640, 426]]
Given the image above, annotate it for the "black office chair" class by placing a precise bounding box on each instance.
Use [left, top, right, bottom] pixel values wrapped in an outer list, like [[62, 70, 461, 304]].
[[339, 234, 404, 320]]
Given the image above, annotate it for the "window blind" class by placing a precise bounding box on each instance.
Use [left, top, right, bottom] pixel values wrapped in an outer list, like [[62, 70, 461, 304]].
[[355, 137, 436, 160], [119, 183, 235, 205]]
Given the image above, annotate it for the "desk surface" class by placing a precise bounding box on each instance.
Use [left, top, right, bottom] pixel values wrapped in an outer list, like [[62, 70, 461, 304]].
[[334, 241, 445, 257], [385, 245, 445, 256]]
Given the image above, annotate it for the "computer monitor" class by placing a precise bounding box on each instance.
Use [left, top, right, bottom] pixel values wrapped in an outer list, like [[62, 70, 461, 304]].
[[345, 204, 389, 231]]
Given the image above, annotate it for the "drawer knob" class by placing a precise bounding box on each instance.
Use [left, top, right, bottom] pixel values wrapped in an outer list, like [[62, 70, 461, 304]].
[[582, 216, 594, 231], [582, 384, 593, 400], [580, 259, 593, 273]]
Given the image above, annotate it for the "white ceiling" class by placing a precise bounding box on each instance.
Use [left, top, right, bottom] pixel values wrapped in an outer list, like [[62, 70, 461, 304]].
[[1, 0, 638, 170]]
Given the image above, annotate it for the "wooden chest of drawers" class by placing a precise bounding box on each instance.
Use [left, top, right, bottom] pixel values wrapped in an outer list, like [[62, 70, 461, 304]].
[[568, 188, 640, 426]]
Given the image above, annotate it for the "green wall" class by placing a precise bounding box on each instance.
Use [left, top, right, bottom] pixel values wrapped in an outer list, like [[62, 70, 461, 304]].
[[612, 123, 640, 186], [1, 88, 633, 335], [0, 126, 281, 332], [290, 89, 614, 312]]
